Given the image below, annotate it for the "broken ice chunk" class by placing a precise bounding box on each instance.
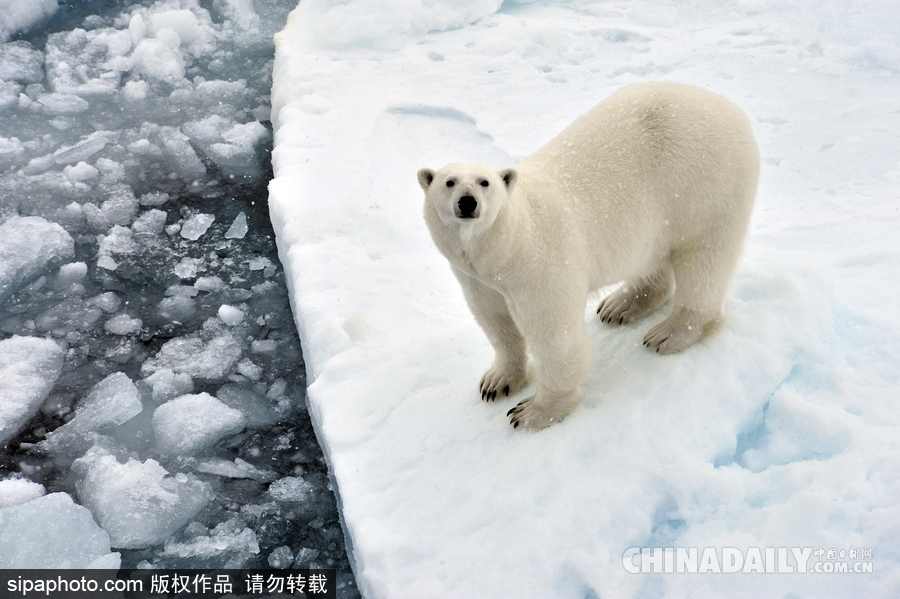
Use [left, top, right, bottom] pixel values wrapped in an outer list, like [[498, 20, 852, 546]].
[[173, 256, 203, 279], [235, 358, 261, 380], [0, 336, 65, 446], [0, 41, 45, 83], [218, 304, 244, 326], [216, 384, 281, 428], [73, 445, 210, 549], [142, 326, 242, 381], [152, 392, 245, 456], [224, 211, 248, 239], [36, 92, 89, 115], [44, 28, 126, 96], [0, 493, 120, 568], [193, 457, 275, 481], [56, 261, 87, 288], [45, 372, 142, 442], [53, 132, 109, 165], [161, 519, 259, 567], [0, 215, 74, 304], [65, 161, 99, 183], [104, 313, 143, 335], [140, 369, 194, 404], [0, 2, 58, 44], [0, 478, 45, 509], [194, 275, 224, 292], [132, 209, 167, 235], [267, 476, 316, 504], [86, 291, 121, 313], [157, 295, 196, 323], [180, 213, 215, 240]]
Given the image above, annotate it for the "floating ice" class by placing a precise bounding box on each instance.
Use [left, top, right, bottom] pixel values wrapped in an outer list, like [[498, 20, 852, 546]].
[[45, 28, 126, 96], [36, 93, 90, 115], [218, 304, 244, 326], [43, 372, 142, 453], [0, 41, 45, 83], [142, 322, 243, 381], [0, 492, 120, 568], [0, 0, 59, 43], [0, 336, 64, 446], [52, 132, 110, 166], [215, 384, 281, 428], [64, 161, 99, 183], [193, 457, 276, 481], [132, 209, 168, 236], [268, 545, 293, 569], [224, 211, 248, 239], [0, 478, 45, 509], [152, 392, 245, 456], [140, 369, 194, 404], [161, 519, 259, 567], [0, 216, 74, 304], [267, 476, 316, 504], [104, 313, 143, 335], [73, 445, 210, 549], [180, 213, 215, 240], [86, 291, 121, 313]]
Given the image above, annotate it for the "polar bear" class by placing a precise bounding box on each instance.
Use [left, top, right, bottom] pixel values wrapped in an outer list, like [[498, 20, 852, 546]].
[[417, 82, 759, 431]]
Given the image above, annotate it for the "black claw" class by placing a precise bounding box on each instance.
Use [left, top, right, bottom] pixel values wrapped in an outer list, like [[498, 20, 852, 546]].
[[618, 316, 623, 324], [507, 407, 516, 416], [503, 385, 510, 396], [513, 420, 519, 429]]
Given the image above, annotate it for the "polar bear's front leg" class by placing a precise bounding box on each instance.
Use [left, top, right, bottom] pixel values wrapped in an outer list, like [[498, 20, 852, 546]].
[[505, 300, 591, 430], [453, 268, 528, 401]]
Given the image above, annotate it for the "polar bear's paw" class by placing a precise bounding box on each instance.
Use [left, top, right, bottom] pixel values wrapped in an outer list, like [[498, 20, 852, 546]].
[[506, 391, 581, 431], [597, 278, 671, 325], [479, 363, 527, 402], [643, 310, 706, 354]]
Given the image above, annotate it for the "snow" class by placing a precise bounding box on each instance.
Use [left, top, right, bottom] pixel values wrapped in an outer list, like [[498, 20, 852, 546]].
[[0, 336, 65, 445], [73, 445, 211, 549], [0, 492, 120, 568], [152, 392, 245, 456], [0, 216, 74, 303], [270, 0, 900, 597]]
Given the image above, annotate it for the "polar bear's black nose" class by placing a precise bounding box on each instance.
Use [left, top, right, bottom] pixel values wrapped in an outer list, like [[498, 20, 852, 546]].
[[458, 196, 478, 218]]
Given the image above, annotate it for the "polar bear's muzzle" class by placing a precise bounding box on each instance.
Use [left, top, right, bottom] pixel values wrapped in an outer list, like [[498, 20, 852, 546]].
[[456, 195, 479, 219]]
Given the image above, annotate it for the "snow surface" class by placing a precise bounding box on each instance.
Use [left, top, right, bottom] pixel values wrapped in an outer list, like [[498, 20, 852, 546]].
[[270, 1, 899, 597]]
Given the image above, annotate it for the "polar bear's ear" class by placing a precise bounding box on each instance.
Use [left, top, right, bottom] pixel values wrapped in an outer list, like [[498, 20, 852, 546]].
[[417, 168, 435, 190], [499, 168, 518, 192]]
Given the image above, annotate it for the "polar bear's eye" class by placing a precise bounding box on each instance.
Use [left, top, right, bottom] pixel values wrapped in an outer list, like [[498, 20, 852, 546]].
[[446, 180, 455, 188], [480, 180, 489, 187]]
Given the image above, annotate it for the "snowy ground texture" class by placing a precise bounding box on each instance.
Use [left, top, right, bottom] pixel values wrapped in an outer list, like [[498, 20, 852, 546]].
[[270, 1, 899, 597], [0, 0, 358, 593]]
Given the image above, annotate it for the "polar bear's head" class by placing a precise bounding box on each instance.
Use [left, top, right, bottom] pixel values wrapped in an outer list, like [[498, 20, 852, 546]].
[[417, 163, 518, 231]]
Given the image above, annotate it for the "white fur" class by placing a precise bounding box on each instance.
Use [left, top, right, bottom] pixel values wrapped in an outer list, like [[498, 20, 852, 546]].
[[418, 82, 760, 430]]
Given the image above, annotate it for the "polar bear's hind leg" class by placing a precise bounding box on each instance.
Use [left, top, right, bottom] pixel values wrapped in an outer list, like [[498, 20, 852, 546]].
[[597, 267, 675, 325]]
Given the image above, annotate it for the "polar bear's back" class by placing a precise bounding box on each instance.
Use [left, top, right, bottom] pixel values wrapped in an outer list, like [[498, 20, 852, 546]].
[[520, 81, 759, 222]]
